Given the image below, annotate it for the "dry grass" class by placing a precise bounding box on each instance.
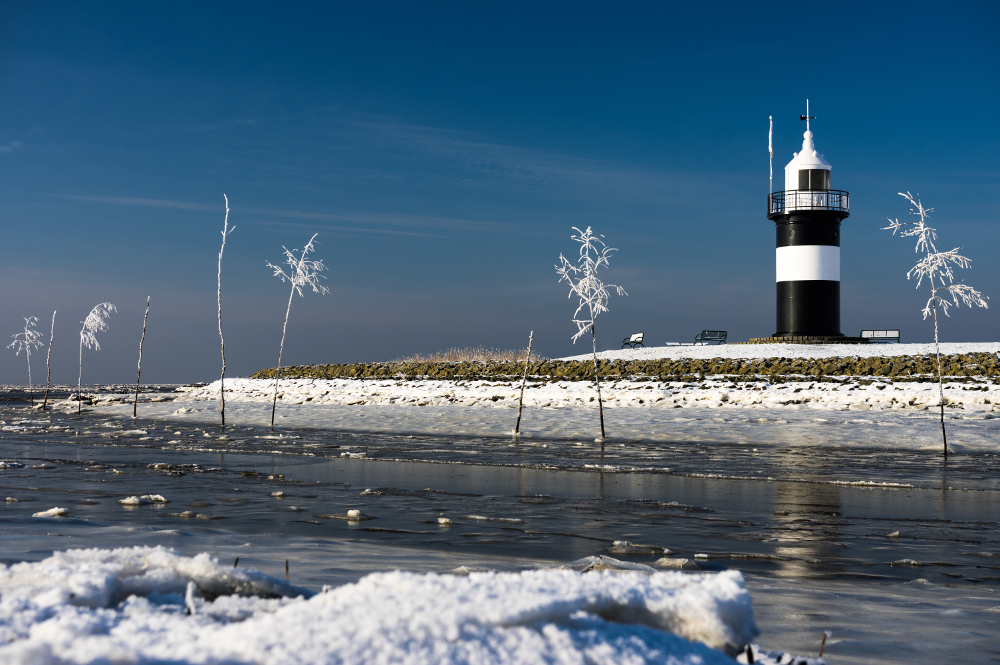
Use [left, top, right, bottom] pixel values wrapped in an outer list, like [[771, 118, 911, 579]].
[[393, 346, 546, 363]]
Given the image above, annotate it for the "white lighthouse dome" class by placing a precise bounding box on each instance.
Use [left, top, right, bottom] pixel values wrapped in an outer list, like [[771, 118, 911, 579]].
[[784, 129, 832, 191]]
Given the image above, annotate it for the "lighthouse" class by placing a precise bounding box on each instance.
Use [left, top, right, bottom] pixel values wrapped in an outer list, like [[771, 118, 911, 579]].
[[767, 105, 850, 338]]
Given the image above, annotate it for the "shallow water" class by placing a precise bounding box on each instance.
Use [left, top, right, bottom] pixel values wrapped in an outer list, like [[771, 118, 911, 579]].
[[2, 397, 1000, 663]]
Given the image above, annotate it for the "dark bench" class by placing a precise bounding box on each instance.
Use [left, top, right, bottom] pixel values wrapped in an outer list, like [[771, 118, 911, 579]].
[[621, 332, 644, 349], [694, 330, 727, 345], [861, 329, 900, 344]]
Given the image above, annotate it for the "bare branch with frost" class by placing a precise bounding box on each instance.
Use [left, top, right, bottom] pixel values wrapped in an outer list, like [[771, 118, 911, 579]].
[[8, 316, 45, 405], [78, 303, 116, 414], [883, 192, 987, 457], [267, 233, 330, 427], [555, 226, 626, 441]]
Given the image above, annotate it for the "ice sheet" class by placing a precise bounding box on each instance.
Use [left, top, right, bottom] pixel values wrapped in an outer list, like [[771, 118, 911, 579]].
[[93, 396, 1000, 454]]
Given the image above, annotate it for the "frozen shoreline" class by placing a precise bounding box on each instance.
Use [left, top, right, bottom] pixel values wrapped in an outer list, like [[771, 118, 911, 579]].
[[46, 368, 1000, 453]]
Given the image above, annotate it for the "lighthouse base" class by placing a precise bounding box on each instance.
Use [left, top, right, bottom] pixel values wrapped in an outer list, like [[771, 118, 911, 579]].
[[775, 280, 841, 337]]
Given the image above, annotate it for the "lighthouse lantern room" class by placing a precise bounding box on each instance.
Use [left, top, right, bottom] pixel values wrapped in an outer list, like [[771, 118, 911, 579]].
[[767, 103, 850, 338]]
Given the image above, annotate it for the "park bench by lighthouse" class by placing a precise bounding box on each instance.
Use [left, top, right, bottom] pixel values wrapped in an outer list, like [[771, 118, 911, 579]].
[[694, 330, 727, 345], [621, 332, 644, 349]]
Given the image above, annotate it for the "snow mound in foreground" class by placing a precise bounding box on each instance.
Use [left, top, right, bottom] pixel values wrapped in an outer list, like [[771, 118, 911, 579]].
[[0, 546, 757, 664]]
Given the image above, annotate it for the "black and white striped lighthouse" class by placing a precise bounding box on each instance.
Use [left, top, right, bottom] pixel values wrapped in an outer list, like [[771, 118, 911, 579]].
[[767, 107, 850, 338]]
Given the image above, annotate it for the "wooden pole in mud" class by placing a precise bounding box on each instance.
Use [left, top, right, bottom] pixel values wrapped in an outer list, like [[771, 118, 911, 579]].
[[133, 297, 149, 419], [514, 331, 533, 436], [42, 311, 55, 410], [591, 322, 606, 441], [931, 299, 948, 458]]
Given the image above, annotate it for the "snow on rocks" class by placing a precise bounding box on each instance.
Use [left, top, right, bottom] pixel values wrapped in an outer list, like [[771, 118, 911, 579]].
[[0, 461, 25, 469], [168, 374, 1000, 415], [560, 341, 1000, 362], [0, 546, 761, 664]]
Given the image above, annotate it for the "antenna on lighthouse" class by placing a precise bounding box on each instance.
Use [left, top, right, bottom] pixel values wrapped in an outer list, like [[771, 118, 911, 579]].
[[800, 99, 816, 131], [768, 115, 773, 196]]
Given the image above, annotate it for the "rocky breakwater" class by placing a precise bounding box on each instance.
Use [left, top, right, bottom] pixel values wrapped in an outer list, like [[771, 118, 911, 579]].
[[252, 353, 1000, 383]]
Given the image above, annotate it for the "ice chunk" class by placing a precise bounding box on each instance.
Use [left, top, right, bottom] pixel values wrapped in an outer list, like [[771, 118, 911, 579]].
[[609, 540, 671, 555], [117, 494, 169, 506], [655, 558, 698, 570], [32, 507, 67, 517], [559, 555, 657, 573]]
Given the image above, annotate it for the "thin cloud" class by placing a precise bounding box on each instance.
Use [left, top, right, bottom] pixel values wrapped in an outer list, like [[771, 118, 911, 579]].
[[53, 193, 536, 237], [259, 219, 443, 239], [59, 195, 221, 212]]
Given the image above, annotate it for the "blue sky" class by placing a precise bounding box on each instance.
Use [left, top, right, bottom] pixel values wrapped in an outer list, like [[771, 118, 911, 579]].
[[1, 1, 998, 384]]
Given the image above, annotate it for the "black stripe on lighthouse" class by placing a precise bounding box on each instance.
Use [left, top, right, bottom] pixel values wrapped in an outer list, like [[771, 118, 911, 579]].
[[774, 212, 842, 337]]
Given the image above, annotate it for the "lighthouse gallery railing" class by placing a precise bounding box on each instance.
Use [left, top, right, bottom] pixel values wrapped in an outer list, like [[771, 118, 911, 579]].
[[768, 189, 849, 216]]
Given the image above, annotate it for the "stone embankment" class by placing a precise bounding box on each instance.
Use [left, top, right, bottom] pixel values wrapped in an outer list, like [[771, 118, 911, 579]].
[[252, 353, 1000, 383]]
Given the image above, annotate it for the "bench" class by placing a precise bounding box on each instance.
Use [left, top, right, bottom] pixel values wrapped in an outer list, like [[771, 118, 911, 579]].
[[621, 332, 644, 349], [694, 330, 727, 345], [861, 329, 900, 344]]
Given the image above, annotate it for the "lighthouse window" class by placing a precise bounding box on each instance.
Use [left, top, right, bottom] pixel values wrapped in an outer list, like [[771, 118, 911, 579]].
[[798, 169, 830, 190]]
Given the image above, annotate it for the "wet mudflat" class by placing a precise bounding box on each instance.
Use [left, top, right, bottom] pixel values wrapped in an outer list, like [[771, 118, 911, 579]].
[[3, 437, 1000, 587]]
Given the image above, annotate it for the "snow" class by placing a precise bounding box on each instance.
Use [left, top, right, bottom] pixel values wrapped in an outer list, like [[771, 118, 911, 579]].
[[166, 371, 1000, 417], [0, 546, 762, 664], [560, 341, 1000, 362]]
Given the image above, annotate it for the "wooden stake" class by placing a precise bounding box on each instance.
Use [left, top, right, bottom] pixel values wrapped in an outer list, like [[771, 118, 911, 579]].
[[218, 195, 233, 429], [514, 331, 533, 436], [591, 324, 606, 440], [285, 559, 290, 582], [233, 556, 239, 568], [42, 311, 55, 410], [133, 297, 149, 419]]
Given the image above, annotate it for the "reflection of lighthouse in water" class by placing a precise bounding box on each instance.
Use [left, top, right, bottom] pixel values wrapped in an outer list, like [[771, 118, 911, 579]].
[[767, 103, 850, 338]]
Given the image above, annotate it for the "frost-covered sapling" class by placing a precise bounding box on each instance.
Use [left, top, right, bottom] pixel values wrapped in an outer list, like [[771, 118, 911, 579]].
[[78, 303, 116, 414], [42, 311, 56, 410], [556, 227, 626, 441], [883, 192, 988, 457], [266, 233, 329, 427], [133, 297, 150, 418], [217, 195, 235, 428], [7, 316, 44, 405]]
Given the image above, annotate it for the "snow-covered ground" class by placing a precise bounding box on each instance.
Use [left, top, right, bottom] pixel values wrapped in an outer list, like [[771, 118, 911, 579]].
[[560, 342, 1000, 362], [161, 375, 999, 414], [0, 546, 773, 664]]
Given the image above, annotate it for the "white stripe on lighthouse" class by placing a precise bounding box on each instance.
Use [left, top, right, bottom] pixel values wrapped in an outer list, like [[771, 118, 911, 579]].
[[775, 245, 840, 282]]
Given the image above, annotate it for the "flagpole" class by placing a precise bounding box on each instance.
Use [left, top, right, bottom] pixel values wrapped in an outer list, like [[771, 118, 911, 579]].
[[768, 115, 773, 198]]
